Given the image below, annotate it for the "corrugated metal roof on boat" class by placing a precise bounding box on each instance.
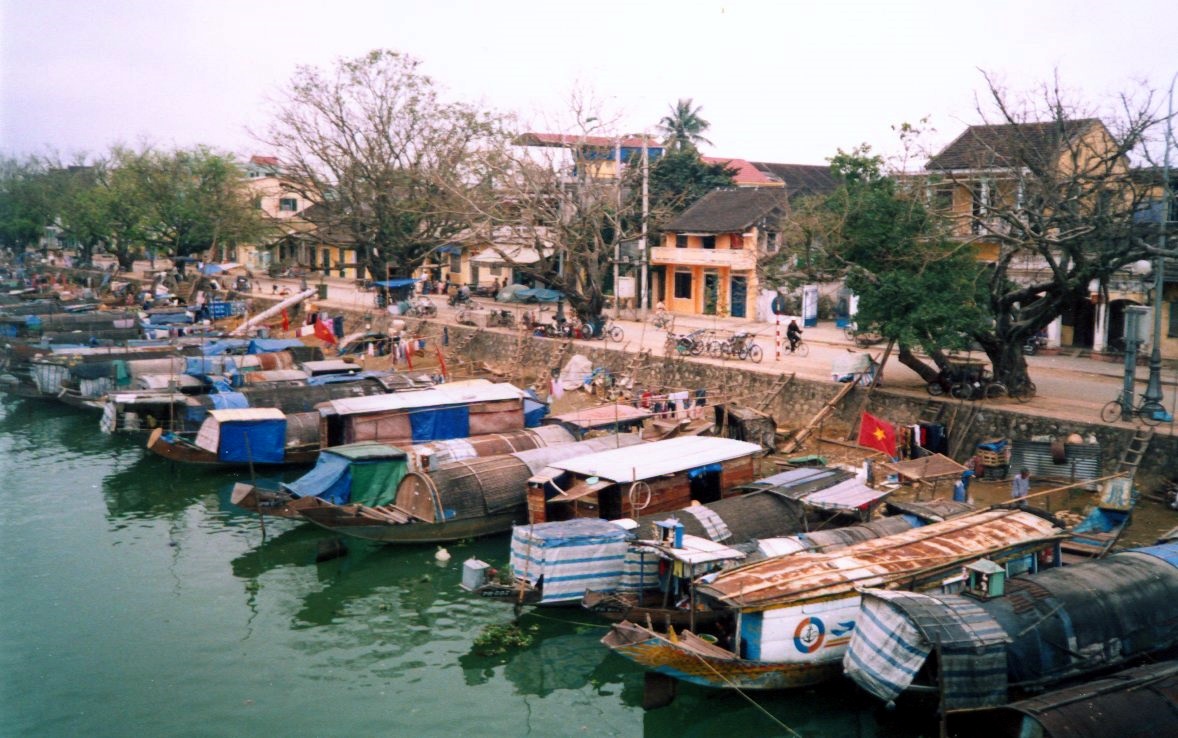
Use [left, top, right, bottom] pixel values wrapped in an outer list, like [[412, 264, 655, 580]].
[[698, 508, 1064, 610], [545, 436, 762, 483], [803, 478, 890, 513], [324, 382, 525, 416]]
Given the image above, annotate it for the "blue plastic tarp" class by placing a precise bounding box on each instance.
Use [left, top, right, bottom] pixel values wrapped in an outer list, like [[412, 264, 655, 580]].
[[307, 370, 386, 386], [513, 288, 563, 303], [247, 338, 305, 354], [200, 339, 251, 356], [523, 391, 548, 428], [687, 462, 724, 480], [373, 278, 419, 289], [186, 356, 238, 376], [285, 452, 352, 503], [217, 418, 286, 463], [209, 392, 249, 410], [410, 406, 470, 442]]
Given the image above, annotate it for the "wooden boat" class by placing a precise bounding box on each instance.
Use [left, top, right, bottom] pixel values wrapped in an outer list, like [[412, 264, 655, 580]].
[[146, 409, 322, 466], [480, 466, 899, 613], [293, 434, 653, 543], [582, 501, 974, 628], [600, 508, 1066, 692], [945, 660, 1178, 738], [1059, 475, 1136, 563], [844, 543, 1178, 716]]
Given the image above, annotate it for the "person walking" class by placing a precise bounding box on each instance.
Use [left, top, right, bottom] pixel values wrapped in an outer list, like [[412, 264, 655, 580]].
[[1011, 468, 1031, 506]]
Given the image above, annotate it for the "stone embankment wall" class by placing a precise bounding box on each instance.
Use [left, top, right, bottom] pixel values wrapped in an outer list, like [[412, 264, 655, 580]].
[[271, 301, 1178, 481], [426, 323, 1172, 479]]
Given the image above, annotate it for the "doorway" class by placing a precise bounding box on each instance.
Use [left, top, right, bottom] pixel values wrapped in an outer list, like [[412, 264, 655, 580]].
[[730, 276, 747, 318], [703, 272, 719, 315]]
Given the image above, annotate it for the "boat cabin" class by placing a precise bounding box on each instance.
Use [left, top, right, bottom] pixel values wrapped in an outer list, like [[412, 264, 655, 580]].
[[525, 436, 763, 524], [284, 442, 409, 507], [317, 380, 531, 448]]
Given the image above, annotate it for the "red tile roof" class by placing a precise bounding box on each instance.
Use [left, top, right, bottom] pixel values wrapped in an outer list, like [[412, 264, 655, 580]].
[[702, 157, 781, 186]]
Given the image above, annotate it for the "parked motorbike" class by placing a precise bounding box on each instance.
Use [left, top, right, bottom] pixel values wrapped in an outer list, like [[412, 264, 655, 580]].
[[487, 309, 515, 328], [1023, 334, 1048, 356], [406, 297, 437, 318]]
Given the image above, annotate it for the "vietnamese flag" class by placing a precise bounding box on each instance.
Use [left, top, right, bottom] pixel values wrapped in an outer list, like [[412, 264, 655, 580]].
[[314, 319, 337, 345], [857, 411, 897, 457]]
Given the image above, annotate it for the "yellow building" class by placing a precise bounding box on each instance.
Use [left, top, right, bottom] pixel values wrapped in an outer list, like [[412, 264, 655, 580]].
[[653, 188, 790, 319], [924, 119, 1170, 355]]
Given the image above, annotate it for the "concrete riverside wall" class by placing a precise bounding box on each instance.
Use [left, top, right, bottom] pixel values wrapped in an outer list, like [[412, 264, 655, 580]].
[[307, 305, 1178, 482]]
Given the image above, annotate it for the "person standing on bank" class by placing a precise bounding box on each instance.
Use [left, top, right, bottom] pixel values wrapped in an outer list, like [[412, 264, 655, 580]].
[[1011, 468, 1031, 505], [953, 470, 974, 503]]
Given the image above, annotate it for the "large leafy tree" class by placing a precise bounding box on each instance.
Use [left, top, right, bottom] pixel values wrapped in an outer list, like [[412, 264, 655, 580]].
[[657, 98, 713, 152], [134, 147, 263, 261], [260, 50, 506, 280], [0, 156, 54, 251], [771, 146, 989, 381]]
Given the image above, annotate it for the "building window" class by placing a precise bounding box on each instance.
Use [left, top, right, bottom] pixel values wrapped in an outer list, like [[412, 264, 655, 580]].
[[449, 252, 461, 273], [279, 197, 298, 212], [702, 236, 716, 249], [675, 234, 687, 248], [673, 271, 692, 299], [1169, 301, 1178, 338], [928, 185, 953, 212]]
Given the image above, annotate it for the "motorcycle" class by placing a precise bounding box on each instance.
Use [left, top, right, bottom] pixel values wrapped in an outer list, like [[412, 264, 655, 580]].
[[406, 297, 437, 318], [1023, 334, 1048, 356], [487, 309, 515, 328], [448, 292, 473, 308]]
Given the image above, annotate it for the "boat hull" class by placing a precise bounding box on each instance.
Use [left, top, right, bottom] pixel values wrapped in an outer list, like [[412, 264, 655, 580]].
[[148, 428, 319, 467], [601, 620, 841, 690], [298, 505, 525, 544]]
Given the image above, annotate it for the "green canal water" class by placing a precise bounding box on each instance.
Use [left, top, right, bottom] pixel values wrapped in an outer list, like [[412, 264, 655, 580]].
[[0, 398, 932, 738]]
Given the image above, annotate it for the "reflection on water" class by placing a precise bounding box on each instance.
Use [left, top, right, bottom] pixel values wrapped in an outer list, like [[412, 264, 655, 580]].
[[0, 395, 932, 738]]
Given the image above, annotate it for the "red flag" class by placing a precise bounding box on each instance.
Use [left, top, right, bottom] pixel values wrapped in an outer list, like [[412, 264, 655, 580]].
[[857, 411, 896, 457], [281, 308, 290, 332], [314, 319, 336, 345]]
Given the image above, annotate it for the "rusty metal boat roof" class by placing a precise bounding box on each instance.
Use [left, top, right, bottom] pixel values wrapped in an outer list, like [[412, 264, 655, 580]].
[[697, 508, 1065, 611]]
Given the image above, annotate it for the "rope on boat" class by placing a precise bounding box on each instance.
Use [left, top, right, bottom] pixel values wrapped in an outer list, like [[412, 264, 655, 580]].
[[683, 649, 800, 736]]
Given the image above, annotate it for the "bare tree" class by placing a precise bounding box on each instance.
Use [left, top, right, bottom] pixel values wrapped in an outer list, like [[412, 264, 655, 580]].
[[258, 50, 507, 280], [927, 73, 1171, 385]]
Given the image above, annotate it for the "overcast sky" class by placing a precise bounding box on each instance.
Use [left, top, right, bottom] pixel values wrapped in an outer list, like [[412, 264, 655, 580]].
[[2, 0, 1176, 168]]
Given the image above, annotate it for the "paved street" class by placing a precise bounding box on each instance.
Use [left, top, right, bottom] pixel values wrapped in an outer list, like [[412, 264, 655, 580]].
[[254, 273, 1178, 434]]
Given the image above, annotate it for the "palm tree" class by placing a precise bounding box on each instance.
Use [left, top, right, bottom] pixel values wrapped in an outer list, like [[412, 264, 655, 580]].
[[657, 98, 713, 152]]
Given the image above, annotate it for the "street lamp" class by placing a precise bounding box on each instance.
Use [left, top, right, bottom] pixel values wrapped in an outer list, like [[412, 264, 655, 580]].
[[1142, 72, 1176, 408]]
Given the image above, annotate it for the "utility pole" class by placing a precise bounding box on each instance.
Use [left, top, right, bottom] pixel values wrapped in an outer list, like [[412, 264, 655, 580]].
[[613, 137, 621, 317], [1143, 72, 1176, 408], [640, 132, 650, 316]]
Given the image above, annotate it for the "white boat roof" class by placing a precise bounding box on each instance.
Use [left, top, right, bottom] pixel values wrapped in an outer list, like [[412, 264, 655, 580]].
[[207, 408, 287, 423], [546, 436, 762, 483], [324, 381, 525, 416], [634, 533, 747, 565]]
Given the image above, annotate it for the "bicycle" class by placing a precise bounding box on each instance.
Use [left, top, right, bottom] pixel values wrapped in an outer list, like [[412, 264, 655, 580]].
[[594, 317, 624, 342], [1101, 394, 1167, 426], [665, 329, 707, 356], [1006, 379, 1037, 404], [783, 337, 809, 357], [650, 311, 672, 330], [716, 331, 763, 363]]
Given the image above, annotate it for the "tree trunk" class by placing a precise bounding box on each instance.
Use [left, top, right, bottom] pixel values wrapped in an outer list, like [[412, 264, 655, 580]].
[[985, 340, 1030, 387], [897, 344, 941, 383]]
